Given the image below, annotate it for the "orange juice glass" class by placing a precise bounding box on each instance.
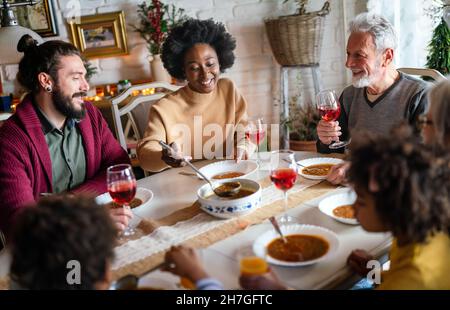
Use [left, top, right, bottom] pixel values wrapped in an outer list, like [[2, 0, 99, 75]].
[[240, 256, 268, 276]]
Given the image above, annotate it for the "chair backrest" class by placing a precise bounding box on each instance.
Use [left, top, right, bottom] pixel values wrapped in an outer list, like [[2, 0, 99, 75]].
[[398, 67, 447, 83], [110, 81, 181, 150]]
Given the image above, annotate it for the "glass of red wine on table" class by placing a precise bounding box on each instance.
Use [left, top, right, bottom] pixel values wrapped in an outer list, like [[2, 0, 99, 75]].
[[107, 164, 137, 237], [245, 117, 265, 166], [316, 89, 350, 149], [270, 150, 298, 225]]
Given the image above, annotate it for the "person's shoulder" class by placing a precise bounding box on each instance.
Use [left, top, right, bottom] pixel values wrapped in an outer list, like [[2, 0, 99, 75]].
[[398, 72, 430, 92], [217, 77, 238, 90], [341, 84, 363, 100]]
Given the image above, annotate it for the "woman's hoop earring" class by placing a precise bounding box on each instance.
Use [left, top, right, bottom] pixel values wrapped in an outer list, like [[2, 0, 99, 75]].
[[45, 85, 52, 93]]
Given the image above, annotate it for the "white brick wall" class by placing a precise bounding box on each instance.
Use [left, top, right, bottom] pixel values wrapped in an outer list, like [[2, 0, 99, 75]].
[[1, 0, 364, 124]]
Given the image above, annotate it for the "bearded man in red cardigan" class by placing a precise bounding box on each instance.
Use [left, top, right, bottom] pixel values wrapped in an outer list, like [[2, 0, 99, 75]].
[[0, 35, 133, 242]]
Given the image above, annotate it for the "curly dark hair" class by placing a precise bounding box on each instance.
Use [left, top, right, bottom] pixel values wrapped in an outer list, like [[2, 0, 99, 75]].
[[161, 18, 236, 80], [348, 128, 450, 244], [16, 34, 80, 93], [10, 196, 117, 290]]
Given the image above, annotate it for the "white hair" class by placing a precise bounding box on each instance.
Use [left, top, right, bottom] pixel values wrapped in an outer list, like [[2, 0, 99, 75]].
[[349, 13, 398, 52]]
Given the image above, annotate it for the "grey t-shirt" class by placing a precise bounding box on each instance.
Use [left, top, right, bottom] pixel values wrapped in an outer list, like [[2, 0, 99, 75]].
[[317, 72, 430, 153]]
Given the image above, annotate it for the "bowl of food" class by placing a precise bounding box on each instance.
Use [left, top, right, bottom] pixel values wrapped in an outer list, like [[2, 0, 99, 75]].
[[95, 187, 154, 213], [297, 157, 344, 180], [197, 179, 262, 219], [197, 160, 258, 181], [253, 224, 339, 267], [318, 190, 358, 225]]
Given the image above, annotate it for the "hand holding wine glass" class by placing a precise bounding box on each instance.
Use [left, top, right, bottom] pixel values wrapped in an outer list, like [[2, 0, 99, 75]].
[[270, 150, 297, 224], [107, 164, 137, 237], [316, 90, 349, 149], [245, 117, 265, 165]]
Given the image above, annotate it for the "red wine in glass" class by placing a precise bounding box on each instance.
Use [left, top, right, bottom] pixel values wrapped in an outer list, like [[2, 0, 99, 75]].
[[107, 164, 137, 237], [316, 90, 350, 149], [318, 105, 341, 122], [270, 150, 298, 224], [109, 180, 137, 205], [245, 130, 266, 145], [270, 168, 297, 191]]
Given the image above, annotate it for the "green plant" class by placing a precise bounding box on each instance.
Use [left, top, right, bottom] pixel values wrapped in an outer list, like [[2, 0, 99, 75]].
[[426, 18, 450, 76], [82, 57, 98, 82], [132, 0, 188, 55], [283, 99, 320, 141]]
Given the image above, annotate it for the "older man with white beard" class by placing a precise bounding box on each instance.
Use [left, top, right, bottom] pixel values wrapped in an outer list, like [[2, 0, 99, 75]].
[[316, 13, 429, 184]]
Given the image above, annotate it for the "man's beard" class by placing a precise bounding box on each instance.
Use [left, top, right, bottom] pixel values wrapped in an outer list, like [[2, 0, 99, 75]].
[[351, 59, 382, 89], [52, 87, 87, 119]]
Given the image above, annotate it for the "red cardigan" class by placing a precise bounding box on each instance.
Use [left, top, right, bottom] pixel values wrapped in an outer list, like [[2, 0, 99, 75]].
[[0, 96, 130, 238]]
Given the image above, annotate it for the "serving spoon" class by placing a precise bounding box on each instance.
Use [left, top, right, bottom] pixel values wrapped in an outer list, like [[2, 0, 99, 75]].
[[159, 141, 241, 197], [269, 216, 288, 244]]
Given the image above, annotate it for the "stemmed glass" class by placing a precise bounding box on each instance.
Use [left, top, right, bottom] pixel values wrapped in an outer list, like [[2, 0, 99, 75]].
[[270, 150, 298, 224], [245, 117, 265, 166], [107, 164, 137, 237], [316, 90, 350, 149]]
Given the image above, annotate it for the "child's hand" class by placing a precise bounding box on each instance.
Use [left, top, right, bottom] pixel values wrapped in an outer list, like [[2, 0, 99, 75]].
[[347, 249, 375, 277], [239, 270, 287, 290], [162, 245, 209, 283], [326, 161, 350, 185]]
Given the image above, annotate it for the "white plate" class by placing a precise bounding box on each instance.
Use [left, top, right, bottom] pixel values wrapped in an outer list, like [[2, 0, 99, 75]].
[[297, 157, 344, 180], [197, 160, 258, 180], [318, 190, 359, 225], [95, 187, 154, 213], [253, 224, 339, 267]]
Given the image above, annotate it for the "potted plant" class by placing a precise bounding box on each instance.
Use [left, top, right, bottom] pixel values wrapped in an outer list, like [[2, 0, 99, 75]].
[[132, 0, 188, 82], [265, 0, 330, 66], [283, 98, 320, 152]]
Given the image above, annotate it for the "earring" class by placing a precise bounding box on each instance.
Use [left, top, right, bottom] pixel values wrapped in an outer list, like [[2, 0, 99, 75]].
[[45, 85, 52, 93]]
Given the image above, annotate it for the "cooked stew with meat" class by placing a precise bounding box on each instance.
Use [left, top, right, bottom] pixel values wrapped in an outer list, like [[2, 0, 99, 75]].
[[332, 205, 355, 219], [302, 164, 334, 176], [212, 171, 245, 179], [267, 234, 329, 262], [205, 188, 255, 200]]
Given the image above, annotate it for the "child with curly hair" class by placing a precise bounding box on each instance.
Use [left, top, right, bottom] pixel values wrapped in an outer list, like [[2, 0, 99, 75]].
[[345, 132, 450, 289], [9, 196, 117, 289]]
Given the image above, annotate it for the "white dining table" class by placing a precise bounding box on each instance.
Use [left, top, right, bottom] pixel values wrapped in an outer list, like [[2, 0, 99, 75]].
[[134, 151, 391, 290], [0, 151, 391, 289]]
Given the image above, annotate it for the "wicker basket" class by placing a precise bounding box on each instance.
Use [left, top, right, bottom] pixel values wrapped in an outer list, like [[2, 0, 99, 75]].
[[265, 2, 330, 66]]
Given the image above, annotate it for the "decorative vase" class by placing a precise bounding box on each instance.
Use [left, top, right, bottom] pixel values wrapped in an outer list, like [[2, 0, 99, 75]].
[[289, 140, 317, 152], [150, 54, 172, 83]]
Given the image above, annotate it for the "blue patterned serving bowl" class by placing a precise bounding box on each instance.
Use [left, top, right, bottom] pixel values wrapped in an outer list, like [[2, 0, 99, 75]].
[[197, 179, 262, 219]]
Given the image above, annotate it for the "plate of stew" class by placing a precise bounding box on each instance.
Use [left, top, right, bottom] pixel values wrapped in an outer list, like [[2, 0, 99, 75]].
[[318, 190, 359, 225], [297, 157, 344, 180], [253, 224, 339, 267], [196, 160, 258, 181]]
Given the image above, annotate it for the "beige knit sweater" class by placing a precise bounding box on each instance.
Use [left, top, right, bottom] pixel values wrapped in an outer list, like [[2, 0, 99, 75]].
[[137, 78, 254, 172]]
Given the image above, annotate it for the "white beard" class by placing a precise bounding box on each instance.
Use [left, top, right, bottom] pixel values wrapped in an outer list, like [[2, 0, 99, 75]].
[[352, 73, 372, 88]]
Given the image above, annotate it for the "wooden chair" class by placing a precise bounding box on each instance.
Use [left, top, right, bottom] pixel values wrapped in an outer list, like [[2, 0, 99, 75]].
[[110, 82, 181, 174], [398, 67, 447, 83]]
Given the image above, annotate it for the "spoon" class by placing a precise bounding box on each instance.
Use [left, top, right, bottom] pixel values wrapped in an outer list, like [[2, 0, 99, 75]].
[[269, 216, 288, 244], [158, 141, 241, 197], [111, 274, 139, 290]]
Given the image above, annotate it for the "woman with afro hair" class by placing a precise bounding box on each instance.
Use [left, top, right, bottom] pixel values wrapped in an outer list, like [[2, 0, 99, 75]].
[[137, 19, 255, 172]]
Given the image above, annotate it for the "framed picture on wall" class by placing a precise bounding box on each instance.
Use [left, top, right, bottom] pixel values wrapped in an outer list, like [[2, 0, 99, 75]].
[[13, 0, 59, 37], [68, 11, 129, 59]]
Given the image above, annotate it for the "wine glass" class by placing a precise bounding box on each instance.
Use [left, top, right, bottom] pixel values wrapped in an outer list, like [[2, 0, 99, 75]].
[[270, 150, 298, 224], [107, 164, 137, 237], [316, 90, 350, 149], [245, 117, 265, 166]]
